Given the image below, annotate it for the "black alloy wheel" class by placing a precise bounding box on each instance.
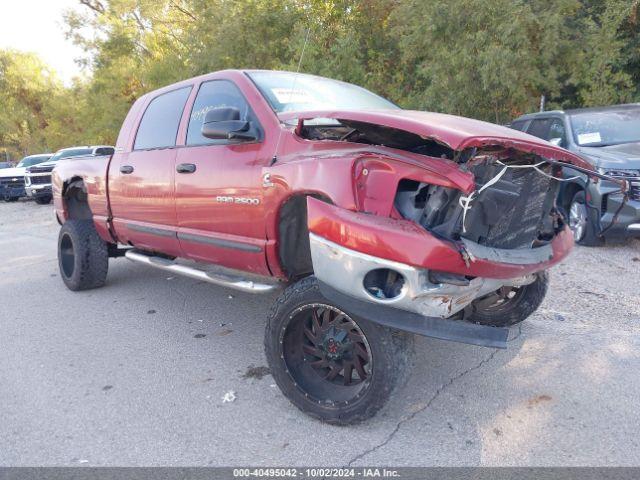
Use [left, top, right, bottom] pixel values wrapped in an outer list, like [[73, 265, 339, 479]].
[[265, 276, 413, 425], [283, 303, 373, 403]]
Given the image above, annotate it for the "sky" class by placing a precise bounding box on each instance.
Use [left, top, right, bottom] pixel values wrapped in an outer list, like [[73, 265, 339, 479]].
[[0, 0, 87, 84]]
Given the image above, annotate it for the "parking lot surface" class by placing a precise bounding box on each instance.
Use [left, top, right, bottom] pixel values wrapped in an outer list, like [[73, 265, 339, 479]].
[[1, 199, 639, 466]]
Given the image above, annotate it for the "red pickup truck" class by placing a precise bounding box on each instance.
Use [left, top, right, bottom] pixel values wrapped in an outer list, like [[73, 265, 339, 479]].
[[52, 70, 623, 424]]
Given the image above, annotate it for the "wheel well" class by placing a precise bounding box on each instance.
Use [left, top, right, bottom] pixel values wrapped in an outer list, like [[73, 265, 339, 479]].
[[559, 182, 583, 216], [63, 178, 93, 220], [277, 193, 332, 280]]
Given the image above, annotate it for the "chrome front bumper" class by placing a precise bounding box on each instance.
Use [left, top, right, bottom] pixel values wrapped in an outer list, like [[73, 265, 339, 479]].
[[309, 233, 534, 319]]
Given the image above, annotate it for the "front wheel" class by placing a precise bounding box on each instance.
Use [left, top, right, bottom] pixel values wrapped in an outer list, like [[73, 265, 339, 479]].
[[34, 195, 52, 205], [265, 276, 413, 425], [467, 271, 549, 327], [569, 191, 604, 246], [58, 220, 109, 291]]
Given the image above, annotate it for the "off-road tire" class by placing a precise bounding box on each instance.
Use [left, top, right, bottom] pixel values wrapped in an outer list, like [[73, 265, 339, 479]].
[[467, 271, 549, 327], [57, 220, 109, 291], [265, 276, 413, 425], [35, 195, 52, 205], [570, 191, 604, 247]]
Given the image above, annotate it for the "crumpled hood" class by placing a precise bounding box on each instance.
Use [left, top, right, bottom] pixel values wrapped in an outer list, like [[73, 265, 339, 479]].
[[280, 109, 593, 169], [577, 142, 640, 170], [0, 167, 26, 178]]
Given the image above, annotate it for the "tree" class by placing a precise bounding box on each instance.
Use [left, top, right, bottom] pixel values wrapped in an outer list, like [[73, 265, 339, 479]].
[[0, 50, 59, 158]]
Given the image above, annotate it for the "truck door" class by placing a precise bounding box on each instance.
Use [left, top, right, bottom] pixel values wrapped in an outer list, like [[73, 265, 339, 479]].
[[174, 80, 270, 275], [108, 86, 192, 257]]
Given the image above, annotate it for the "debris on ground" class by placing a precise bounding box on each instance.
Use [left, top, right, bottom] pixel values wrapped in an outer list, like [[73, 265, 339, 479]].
[[579, 290, 607, 299], [527, 394, 552, 408], [194, 333, 206, 338], [242, 365, 270, 380], [217, 328, 233, 337], [222, 391, 237, 403], [147, 309, 156, 314]]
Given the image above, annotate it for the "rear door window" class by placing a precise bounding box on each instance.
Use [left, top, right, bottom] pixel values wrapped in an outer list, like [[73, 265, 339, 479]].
[[134, 87, 192, 150]]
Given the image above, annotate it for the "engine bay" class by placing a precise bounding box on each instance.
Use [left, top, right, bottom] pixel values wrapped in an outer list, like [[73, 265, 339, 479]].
[[394, 154, 565, 250]]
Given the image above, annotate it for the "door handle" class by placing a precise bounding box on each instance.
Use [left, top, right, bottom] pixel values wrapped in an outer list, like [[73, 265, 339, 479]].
[[176, 163, 197, 174], [120, 165, 134, 174]]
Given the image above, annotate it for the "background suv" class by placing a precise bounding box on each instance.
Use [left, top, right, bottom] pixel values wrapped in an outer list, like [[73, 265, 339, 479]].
[[511, 104, 640, 245], [25, 146, 115, 204]]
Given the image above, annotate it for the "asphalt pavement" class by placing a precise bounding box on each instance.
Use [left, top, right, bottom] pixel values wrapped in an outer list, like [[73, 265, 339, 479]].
[[1, 199, 639, 466]]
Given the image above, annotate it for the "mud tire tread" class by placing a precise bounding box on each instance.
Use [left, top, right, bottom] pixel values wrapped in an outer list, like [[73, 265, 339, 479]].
[[58, 220, 108, 291]]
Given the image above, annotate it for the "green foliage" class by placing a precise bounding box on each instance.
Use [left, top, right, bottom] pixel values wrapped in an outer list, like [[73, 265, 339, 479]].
[[2, 0, 640, 158]]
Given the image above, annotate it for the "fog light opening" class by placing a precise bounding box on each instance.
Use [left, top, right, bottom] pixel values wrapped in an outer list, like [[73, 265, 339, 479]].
[[363, 268, 405, 300]]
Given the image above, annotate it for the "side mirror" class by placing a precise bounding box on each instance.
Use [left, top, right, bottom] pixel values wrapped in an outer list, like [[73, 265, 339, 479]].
[[201, 107, 256, 141], [549, 137, 563, 147]]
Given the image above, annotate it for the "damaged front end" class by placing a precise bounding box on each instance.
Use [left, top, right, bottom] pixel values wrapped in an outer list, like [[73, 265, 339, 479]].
[[291, 112, 628, 348]]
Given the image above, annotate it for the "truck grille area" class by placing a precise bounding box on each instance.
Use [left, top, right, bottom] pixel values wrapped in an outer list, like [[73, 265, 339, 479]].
[[394, 157, 560, 251], [461, 163, 557, 249], [0, 177, 25, 189], [29, 175, 52, 185]]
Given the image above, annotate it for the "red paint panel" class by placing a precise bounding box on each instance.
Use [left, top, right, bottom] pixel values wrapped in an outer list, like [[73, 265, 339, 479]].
[[108, 149, 180, 253], [306, 197, 573, 279], [353, 155, 474, 216]]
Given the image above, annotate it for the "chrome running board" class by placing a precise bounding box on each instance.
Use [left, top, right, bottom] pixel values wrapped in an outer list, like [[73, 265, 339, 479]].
[[125, 250, 279, 294]]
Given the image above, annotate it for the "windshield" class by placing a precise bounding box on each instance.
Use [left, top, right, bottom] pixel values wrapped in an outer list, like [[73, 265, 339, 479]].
[[49, 148, 93, 162], [247, 71, 398, 114], [17, 155, 51, 168], [570, 108, 640, 147]]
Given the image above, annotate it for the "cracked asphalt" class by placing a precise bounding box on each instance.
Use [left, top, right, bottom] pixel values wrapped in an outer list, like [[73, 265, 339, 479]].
[[1, 199, 639, 466]]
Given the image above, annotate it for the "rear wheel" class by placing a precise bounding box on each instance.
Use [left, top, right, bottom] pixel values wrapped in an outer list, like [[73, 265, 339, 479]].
[[467, 271, 549, 327], [569, 191, 604, 246], [4, 196, 19, 202], [57, 220, 109, 291], [265, 276, 413, 425]]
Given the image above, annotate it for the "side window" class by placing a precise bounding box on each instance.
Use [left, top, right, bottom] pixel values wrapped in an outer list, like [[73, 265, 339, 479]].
[[134, 87, 191, 150], [510, 120, 528, 131], [527, 118, 551, 140], [547, 119, 566, 147], [186, 80, 256, 146]]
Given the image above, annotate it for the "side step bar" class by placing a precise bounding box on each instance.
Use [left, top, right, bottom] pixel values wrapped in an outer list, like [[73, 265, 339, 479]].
[[125, 250, 279, 294]]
